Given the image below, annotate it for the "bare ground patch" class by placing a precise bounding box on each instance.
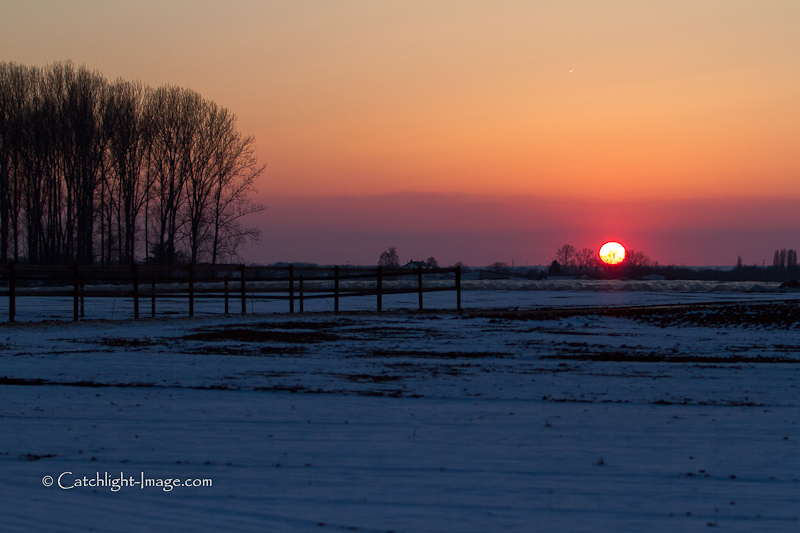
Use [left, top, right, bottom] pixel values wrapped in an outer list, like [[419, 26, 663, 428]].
[[472, 301, 800, 329], [368, 349, 510, 359], [99, 338, 168, 349], [184, 328, 338, 343], [542, 352, 800, 363], [0, 376, 159, 388], [249, 320, 355, 330]]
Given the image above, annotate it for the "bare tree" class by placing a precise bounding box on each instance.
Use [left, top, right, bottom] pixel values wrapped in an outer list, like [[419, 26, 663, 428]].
[[379, 247, 399, 267], [425, 256, 439, 268], [490, 261, 509, 273], [0, 63, 13, 263], [182, 99, 218, 264], [626, 249, 651, 268], [0, 62, 29, 262], [148, 86, 203, 265], [789, 249, 797, 269], [773, 249, 785, 269], [555, 244, 576, 272], [103, 79, 154, 265], [205, 108, 264, 264], [20, 64, 60, 264], [207, 178, 263, 264], [64, 64, 108, 265], [575, 248, 597, 273]]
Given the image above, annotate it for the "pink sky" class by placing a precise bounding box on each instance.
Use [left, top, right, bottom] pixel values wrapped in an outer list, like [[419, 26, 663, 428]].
[[3, 1, 800, 265], [254, 194, 800, 266]]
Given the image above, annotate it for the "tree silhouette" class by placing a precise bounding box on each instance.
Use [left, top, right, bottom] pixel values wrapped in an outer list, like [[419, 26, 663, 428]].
[[555, 244, 576, 272], [0, 61, 264, 265], [575, 248, 597, 273], [774, 249, 787, 269], [378, 247, 399, 267], [626, 249, 651, 268], [490, 261, 509, 274]]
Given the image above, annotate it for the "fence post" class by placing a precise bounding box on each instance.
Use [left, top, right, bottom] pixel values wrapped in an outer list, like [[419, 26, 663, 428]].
[[188, 263, 195, 318], [151, 276, 156, 317], [289, 265, 295, 314], [334, 265, 340, 313], [8, 262, 15, 323], [80, 280, 85, 318], [418, 265, 424, 311], [72, 264, 80, 321], [299, 275, 304, 313], [132, 263, 139, 319], [224, 276, 229, 314], [377, 266, 383, 313], [456, 266, 462, 312], [240, 264, 246, 315]]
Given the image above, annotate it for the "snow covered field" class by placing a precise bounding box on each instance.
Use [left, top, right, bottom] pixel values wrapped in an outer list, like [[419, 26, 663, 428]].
[[1, 289, 799, 531]]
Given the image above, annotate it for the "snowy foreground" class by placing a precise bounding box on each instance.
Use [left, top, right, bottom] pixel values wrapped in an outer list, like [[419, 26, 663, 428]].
[[1, 291, 799, 532]]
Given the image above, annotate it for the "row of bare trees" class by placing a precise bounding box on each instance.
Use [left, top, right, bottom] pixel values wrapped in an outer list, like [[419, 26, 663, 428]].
[[0, 61, 264, 266], [772, 249, 798, 269], [554, 244, 601, 274], [554, 244, 651, 274]]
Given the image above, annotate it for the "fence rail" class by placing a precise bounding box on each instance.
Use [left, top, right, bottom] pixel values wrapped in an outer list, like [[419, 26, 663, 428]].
[[0, 263, 462, 322]]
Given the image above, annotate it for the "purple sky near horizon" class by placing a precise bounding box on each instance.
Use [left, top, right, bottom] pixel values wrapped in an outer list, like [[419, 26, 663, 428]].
[[251, 194, 800, 266], [3, 1, 800, 266]]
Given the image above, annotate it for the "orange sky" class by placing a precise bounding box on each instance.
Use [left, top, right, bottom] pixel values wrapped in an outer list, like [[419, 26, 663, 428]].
[[3, 1, 800, 264]]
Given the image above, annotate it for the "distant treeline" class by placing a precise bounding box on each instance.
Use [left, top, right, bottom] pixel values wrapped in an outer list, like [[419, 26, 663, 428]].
[[646, 264, 799, 283], [543, 244, 800, 282], [0, 61, 263, 266], [522, 264, 800, 283], [637, 249, 800, 282]]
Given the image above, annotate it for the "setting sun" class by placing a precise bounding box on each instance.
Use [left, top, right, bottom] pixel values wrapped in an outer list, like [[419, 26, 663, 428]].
[[599, 242, 626, 265]]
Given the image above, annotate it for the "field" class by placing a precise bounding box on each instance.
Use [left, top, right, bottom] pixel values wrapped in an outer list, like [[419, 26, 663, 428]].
[[1, 288, 799, 532]]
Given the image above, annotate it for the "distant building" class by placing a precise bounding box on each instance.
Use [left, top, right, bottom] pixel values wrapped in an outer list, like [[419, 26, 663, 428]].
[[402, 261, 431, 269]]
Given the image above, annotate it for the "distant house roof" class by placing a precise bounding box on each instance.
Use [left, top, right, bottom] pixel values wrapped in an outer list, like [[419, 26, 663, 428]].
[[402, 261, 431, 269]]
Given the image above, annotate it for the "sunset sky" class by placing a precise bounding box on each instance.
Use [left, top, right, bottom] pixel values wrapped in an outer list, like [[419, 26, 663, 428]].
[[3, 1, 800, 266]]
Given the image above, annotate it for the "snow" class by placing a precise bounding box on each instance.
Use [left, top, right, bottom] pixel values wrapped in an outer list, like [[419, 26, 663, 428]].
[[1, 291, 799, 531], [5, 279, 800, 322]]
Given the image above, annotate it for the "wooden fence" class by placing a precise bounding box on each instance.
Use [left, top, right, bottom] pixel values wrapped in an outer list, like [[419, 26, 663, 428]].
[[0, 263, 462, 322]]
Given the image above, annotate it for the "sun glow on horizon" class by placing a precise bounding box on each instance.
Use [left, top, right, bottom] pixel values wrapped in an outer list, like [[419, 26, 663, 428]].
[[599, 242, 626, 265]]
